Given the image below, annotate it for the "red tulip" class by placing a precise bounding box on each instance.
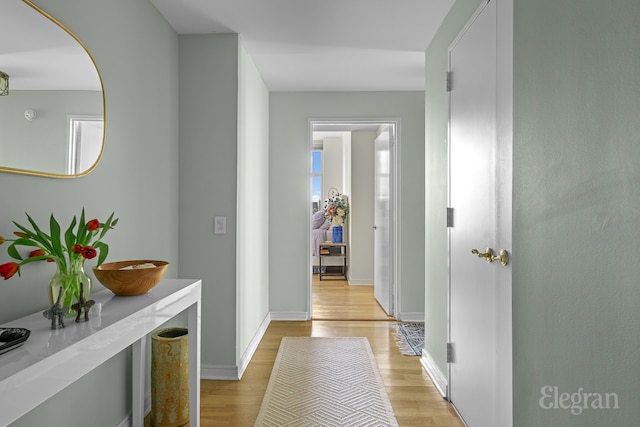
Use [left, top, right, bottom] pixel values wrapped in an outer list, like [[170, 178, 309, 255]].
[[81, 246, 97, 259], [0, 236, 4, 244], [72, 244, 83, 254], [29, 249, 45, 258], [87, 219, 100, 231], [0, 262, 19, 280]]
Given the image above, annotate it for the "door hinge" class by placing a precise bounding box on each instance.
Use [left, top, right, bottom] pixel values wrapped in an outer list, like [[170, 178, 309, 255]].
[[446, 207, 454, 228], [446, 71, 452, 92], [447, 342, 454, 363]]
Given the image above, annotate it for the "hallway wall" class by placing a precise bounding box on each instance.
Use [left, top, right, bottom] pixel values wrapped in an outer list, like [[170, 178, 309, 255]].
[[512, 0, 640, 424]]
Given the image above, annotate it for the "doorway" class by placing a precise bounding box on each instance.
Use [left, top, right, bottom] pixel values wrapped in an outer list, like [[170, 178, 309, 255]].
[[307, 119, 399, 320]]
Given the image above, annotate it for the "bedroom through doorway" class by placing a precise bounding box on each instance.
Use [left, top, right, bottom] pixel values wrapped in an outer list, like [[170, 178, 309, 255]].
[[308, 119, 398, 321]]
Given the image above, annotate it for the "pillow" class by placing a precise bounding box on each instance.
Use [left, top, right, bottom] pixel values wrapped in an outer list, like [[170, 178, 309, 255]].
[[311, 210, 326, 229]]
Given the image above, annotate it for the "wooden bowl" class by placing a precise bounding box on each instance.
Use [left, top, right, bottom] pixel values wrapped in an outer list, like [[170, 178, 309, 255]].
[[93, 260, 169, 296]]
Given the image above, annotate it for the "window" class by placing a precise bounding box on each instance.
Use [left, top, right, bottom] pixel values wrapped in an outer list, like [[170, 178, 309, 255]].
[[312, 150, 323, 212]]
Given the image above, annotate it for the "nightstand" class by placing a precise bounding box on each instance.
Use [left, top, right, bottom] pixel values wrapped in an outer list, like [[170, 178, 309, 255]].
[[319, 242, 348, 280]]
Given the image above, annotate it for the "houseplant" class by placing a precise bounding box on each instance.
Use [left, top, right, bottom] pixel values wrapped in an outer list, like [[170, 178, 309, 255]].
[[0, 209, 117, 314]]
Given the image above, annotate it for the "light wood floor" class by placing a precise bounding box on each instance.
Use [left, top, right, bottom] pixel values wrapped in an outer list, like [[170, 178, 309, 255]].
[[193, 276, 464, 426], [312, 274, 394, 321]]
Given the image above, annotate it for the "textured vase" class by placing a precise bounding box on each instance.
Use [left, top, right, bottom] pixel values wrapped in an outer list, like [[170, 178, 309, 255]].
[[48, 264, 92, 316], [151, 327, 190, 427], [332, 225, 343, 243]]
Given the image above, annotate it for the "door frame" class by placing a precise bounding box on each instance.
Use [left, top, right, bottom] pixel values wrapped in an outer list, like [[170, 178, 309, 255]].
[[307, 118, 400, 319], [446, 0, 513, 425]]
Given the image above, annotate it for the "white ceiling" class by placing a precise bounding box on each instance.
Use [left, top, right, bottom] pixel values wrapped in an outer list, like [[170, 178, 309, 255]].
[[2, 1, 453, 93], [150, 0, 454, 92], [1, 1, 101, 91]]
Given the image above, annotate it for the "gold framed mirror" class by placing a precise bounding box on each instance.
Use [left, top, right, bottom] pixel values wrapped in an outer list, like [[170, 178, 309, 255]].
[[0, 0, 105, 178]]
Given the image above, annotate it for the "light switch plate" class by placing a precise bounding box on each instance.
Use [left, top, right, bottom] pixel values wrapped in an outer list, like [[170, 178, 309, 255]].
[[214, 216, 226, 234]]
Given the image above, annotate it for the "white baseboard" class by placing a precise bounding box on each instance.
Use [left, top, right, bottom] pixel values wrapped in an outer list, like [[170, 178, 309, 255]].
[[346, 279, 373, 285], [237, 313, 271, 379], [396, 312, 424, 322], [420, 349, 448, 399], [269, 311, 308, 321]]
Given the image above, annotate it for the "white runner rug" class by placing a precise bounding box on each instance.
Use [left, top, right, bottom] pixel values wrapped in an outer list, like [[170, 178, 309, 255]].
[[254, 337, 398, 426]]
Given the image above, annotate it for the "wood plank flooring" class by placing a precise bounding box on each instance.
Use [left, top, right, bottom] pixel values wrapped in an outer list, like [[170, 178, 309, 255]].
[[312, 274, 393, 321], [195, 275, 464, 426]]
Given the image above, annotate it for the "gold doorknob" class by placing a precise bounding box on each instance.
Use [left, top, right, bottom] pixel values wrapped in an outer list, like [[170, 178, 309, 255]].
[[471, 248, 509, 266]]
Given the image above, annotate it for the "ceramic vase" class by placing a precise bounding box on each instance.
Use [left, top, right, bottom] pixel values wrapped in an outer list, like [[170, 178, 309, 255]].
[[332, 225, 343, 243], [151, 327, 190, 427]]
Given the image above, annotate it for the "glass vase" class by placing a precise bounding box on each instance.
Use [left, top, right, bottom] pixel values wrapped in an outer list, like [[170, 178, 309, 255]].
[[48, 264, 92, 316]]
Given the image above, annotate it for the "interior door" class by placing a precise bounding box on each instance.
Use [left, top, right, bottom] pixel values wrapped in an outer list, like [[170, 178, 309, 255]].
[[448, 1, 502, 426], [374, 125, 393, 315]]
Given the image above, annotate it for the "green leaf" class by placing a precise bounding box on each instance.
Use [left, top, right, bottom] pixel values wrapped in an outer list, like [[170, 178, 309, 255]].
[[49, 214, 64, 259], [28, 216, 55, 251], [13, 218, 53, 252], [77, 210, 89, 246], [94, 241, 109, 266], [64, 216, 78, 252], [12, 238, 41, 248], [97, 212, 117, 240], [7, 244, 24, 261]]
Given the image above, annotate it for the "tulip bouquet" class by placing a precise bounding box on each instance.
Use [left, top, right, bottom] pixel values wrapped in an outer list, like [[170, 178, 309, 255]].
[[0, 209, 117, 311]]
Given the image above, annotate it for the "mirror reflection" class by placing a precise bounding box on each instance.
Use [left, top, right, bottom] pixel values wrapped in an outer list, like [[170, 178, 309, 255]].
[[0, 1, 104, 177]]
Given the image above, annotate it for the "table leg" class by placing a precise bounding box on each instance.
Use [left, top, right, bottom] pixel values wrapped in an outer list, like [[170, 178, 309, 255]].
[[188, 300, 201, 426], [132, 337, 146, 427]]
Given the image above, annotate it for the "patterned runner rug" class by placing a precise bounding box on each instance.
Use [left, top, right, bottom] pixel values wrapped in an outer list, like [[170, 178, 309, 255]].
[[391, 323, 425, 356], [254, 337, 398, 426]]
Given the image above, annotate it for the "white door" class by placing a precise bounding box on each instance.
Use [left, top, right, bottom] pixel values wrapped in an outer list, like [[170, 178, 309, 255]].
[[374, 125, 393, 315], [449, 1, 510, 426], [66, 115, 104, 174]]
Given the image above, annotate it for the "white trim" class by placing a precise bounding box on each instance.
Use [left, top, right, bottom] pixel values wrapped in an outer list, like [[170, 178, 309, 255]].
[[397, 312, 424, 322], [420, 349, 448, 399], [448, 0, 491, 52], [346, 279, 373, 285], [237, 313, 271, 379], [269, 311, 309, 321]]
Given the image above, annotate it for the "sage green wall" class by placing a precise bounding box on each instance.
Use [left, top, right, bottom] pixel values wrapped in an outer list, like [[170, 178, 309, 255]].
[[424, 0, 484, 377], [178, 34, 239, 367], [0, 0, 179, 425], [513, 0, 640, 424], [0, 91, 101, 174], [269, 92, 425, 318]]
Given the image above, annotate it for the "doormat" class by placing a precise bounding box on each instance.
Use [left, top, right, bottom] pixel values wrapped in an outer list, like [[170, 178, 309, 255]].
[[391, 323, 424, 356], [254, 337, 398, 426]]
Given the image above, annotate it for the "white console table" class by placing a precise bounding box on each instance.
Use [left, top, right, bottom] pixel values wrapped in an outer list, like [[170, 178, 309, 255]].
[[0, 278, 202, 427]]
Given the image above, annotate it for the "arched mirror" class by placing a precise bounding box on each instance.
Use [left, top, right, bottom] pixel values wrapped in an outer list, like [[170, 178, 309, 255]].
[[0, 0, 105, 178]]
